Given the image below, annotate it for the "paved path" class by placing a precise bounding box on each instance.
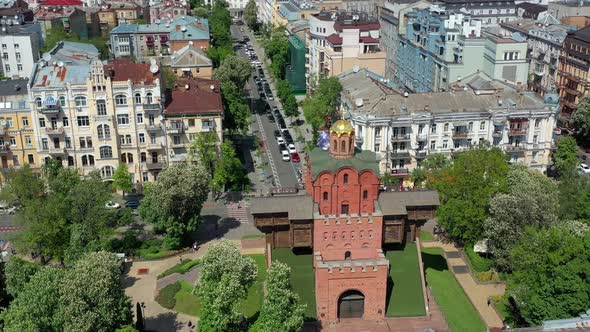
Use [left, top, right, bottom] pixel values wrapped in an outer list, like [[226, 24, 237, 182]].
[[422, 240, 505, 330]]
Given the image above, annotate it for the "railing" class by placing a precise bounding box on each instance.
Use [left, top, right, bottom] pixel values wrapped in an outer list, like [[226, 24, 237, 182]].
[[45, 127, 65, 135], [146, 124, 162, 132], [416, 133, 428, 141], [144, 161, 164, 170], [391, 150, 411, 158], [0, 146, 9, 153], [146, 143, 163, 150], [48, 147, 66, 155], [167, 124, 184, 134], [201, 126, 214, 133], [508, 127, 528, 136], [391, 134, 411, 142], [391, 168, 409, 176], [355, 135, 364, 144], [415, 150, 428, 158], [452, 131, 469, 139], [492, 130, 503, 137], [39, 105, 61, 114], [143, 103, 160, 110], [504, 144, 526, 152]]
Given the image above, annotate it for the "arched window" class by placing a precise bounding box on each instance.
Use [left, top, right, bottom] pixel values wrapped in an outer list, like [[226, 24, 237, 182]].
[[58, 95, 66, 106], [97, 124, 111, 140], [35, 97, 42, 107], [115, 94, 127, 106], [323, 192, 328, 201], [81, 155, 95, 166], [74, 96, 87, 107], [341, 140, 346, 152], [101, 166, 114, 178], [140, 152, 147, 162], [99, 146, 112, 159], [96, 100, 107, 115], [134, 93, 142, 104], [333, 140, 338, 152], [343, 174, 348, 184], [362, 190, 368, 200], [121, 153, 133, 164], [146, 92, 153, 104]]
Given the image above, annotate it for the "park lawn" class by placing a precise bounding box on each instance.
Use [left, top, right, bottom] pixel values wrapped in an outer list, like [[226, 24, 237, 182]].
[[158, 259, 200, 279], [239, 254, 267, 319], [421, 247, 487, 332], [174, 280, 201, 317], [272, 248, 316, 319], [419, 230, 434, 241], [385, 243, 426, 317]]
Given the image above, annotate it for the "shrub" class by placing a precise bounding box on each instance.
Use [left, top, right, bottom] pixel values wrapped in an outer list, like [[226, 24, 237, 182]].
[[106, 235, 142, 254], [465, 245, 493, 273], [158, 259, 201, 279], [155, 282, 181, 309], [476, 271, 500, 282]]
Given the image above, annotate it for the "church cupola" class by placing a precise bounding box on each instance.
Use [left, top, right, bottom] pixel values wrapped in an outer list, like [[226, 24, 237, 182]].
[[329, 119, 355, 160]]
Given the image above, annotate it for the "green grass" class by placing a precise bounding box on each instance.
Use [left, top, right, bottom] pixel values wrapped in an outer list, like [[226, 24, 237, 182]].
[[155, 282, 181, 309], [241, 234, 265, 240], [385, 243, 426, 317], [272, 248, 316, 319], [239, 254, 267, 319], [174, 280, 201, 317], [465, 245, 493, 273], [419, 231, 434, 241], [158, 259, 201, 279], [421, 247, 486, 332], [137, 239, 178, 260]]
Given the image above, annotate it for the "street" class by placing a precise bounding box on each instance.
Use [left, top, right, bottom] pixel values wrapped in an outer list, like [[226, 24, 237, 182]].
[[230, 25, 302, 190]]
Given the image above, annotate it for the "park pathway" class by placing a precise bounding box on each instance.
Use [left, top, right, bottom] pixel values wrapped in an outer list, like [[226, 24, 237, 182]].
[[421, 240, 505, 330]]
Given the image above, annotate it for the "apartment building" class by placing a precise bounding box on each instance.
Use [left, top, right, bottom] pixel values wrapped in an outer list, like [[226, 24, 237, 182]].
[[29, 41, 166, 183], [547, 0, 590, 20], [500, 18, 575, 97], [307, 10, 385, 89], [286, 20, 308, 93], [110, 16, 210, 60], [438, 0, 518, 26], [34, 6, 88, 39], [162, 43, 213, 79], [339, 68, 558, 179], [163, 77, 223, 164], [0, 79, 39, 183], [392, 7, 529, 93], [0, 22, 43, 80], [149, 0, 189, 24], [558, 26, 590, 117]]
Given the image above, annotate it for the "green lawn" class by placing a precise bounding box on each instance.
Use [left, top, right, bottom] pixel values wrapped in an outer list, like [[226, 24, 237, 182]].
[[158, 259, 200, 279], [385, 243, 426, 317], [239, 254, 267, 319], [241, 234, 265, 240], [419, 231, 434, 241], [271, 248, 316, 319], [174, 280, 201, 317], [421, 247, 486, 332]]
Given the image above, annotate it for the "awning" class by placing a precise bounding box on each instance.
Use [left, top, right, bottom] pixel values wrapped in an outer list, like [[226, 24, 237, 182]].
[[42, 96, 57, 106]]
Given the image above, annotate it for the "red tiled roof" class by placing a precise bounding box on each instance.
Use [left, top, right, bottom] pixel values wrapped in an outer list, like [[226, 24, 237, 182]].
[[103, 59, 158, 85], [360, 36, 379, 43], [40, 0, 82, 6], [326, 34, 342, 45], [164, 78, 223, 116], [334, 21, 380, 32]]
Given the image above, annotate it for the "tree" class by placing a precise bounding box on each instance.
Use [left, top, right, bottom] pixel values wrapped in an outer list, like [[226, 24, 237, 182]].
[[558, 171, 589, 220], [133, 18, 147, 24], [221, 81, 250, 133], [483, 165, 559, 271], [572, 98, 590, 146], [139, 162, 209, 249], [213, 55, 252, 90], [434, 145, 509, 245], [276, 79, 291, 102], [197, 241, 257, 332], [380, 173, 400, 188], [5, 257, 39, 299], [244, 0, 258, 29], [211, 141, 248, 193], [0, 165, 44, 206], [162, 67, 177, 91], [117, 326, 140, 332], [207, 0, 232, 66], [188, 131, 218, 175], [554, 136, 579, 175], [576, 184, 590, 223], [302, 77, 342, 137], [112, 164, 133, 195], [507, 226, 590, 326], [283, 94, 299, 121], [250, 262, 305, 332], [263, 29, 289, 79], [193, 7, 209, 18], [2, 267, 63, 332], [57, 251, 132, 332]]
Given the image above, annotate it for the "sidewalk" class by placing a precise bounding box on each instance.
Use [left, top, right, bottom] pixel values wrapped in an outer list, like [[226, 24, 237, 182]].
[[421, 240, 505, 329]]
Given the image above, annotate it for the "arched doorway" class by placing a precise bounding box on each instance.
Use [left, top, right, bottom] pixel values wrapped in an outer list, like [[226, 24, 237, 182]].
[[338, 290, 364, 319]]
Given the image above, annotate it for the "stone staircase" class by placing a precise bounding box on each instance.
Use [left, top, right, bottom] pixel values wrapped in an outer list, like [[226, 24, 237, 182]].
[[226, 200, 250, 223]]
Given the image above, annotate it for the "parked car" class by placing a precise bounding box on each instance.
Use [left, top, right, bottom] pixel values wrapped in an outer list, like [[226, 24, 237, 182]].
[[279, 143, 288, 154], [287, 143, 296, 154], [291, 152, 300, 163], [125, 200, 140, 209], [279, 123, 287, 131], [579, 163, 590, 175], [105, 201, 121, 209], [277, 137, 285, 145], [267, 114, 275, 123], [274, 129, 282, 138], [281, 150, 290, 161]]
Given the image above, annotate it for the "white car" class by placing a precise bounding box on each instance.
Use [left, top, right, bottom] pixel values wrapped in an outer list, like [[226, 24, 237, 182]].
[[281, 150, 290, 161], [267, 94, 274, 101], [287, 143, 296, 154], [105, 201, 121, 209], [580, 163, 590, 175], [277, 137, 285, 145]]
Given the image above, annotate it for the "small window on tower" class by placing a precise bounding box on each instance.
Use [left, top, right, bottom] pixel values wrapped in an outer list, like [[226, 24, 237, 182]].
[[323, 192, 328, 201], [341, 140, 346, 152], [343, 174, 349, 184], [333, 140, 338, 152], [363, 190, 368, 200]]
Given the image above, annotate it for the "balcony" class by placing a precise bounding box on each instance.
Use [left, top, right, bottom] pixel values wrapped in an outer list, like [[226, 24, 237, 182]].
[[45, 127, 65, 136], [452, 131, 469, 139], [391, 168, 409, 176], [143, 103, 160, 111], [492, 130, 503, 137], [565, 87, 582, 96], [145, 161, 164, 170], [391, 150, 411, 158], [534, 67, 545, 76], [504, 144, 526, 152], [171, 141, 185, 148], [391, 134, 411, 142], [146, 142, 163, 151], [39, 105, 61, 115], [416, 133, 428, 141], [146, 123, 162, 132], [415, 150, 428, 158], [0, 145, 9, 154], [48, 147, 66, 156], [167, 123, 184, 134], [508, 127, 528, 136], [201, 125, 215, 133]]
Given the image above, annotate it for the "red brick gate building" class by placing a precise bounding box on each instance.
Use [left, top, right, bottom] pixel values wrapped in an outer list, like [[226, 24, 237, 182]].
[[251, 120, 439, 323]]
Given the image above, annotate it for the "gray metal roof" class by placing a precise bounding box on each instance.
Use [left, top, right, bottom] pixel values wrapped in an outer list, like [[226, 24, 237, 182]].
[[250, 195, 314, 220], [0, 79, 28, 96], [377, 191, 440, 216]]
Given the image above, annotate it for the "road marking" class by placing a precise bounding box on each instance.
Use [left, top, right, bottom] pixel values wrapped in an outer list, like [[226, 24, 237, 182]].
[[255, 112, 280, 187]]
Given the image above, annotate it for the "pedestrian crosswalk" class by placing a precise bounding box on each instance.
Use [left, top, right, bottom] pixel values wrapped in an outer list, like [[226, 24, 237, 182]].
[[226, 200, 250, 223]]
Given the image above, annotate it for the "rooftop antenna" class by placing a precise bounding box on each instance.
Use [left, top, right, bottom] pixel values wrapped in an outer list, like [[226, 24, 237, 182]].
[[57, 61, 64, 67], [150, 58, 157, 65], [150, 64, 159, 74], [180, 25, 187, 32], [210, 84, 215, 90]]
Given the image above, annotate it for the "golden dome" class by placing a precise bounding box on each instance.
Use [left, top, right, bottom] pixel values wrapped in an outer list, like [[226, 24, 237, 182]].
[[330, 119, 354, 137]]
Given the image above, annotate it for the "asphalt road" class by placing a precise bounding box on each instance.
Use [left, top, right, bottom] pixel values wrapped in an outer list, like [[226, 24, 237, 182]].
[[230, 25, 302, 189]]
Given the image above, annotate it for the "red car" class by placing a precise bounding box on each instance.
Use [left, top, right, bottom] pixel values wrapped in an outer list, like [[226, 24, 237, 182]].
[[291, 152, 300, 163]]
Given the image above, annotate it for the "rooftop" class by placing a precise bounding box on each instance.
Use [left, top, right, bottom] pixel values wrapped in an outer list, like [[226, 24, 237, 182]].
[[250, 195, 315, 220], [111, 16, 209, 40], [39, 0, 82, 6], [308, 147, 380, 180], [164, 77, 222, 116], [163, 43, 212, 68], [516, 2, 547, 14], [313, 10, 380, 32], [338, 68, 548, 118], [103, 59, 159, 85], [34, 7, 82, 20], [566, 25, 590, 43], [0, 78, 28, 96], [32, 41, 100, 88], [377, 191, 440, 216]]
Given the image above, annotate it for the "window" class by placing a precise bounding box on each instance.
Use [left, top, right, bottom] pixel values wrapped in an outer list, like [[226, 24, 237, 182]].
[[134, 93, 142, 104], [341, 140, 346, 153], [117, 114, 129, 125], [99, 146, 113, 159], [139, 133, 145, 143], [62, 117, 69, 127], [535, 119, 541, 128], [121, 153, 133, 163], [9, 137, 15, 146], [58, 96, 66, 107], [140, 152, 147, 162], [142, 172, 148, 182], [444, 123, 449, 131], [25, 136, 31, 146], [431, 124, 437, 133], [137, 113, 143, 124], [173, 135, 181, 145], [21, 117, 28, 127], [341, 204, 349, 214], [430, 140, 436, 150], [65, 137, 72, 148], [39, 118, 45, 128], [14, 44, 18, 49], [97, 100, 107, 115], [1, 44, 5, 49], [35, 97, 42, 107], [27, 154, 34, 164], [2, 53, 7, 60], [67, 156, 74, 166], [480, 121, 486, 130], [343, 174, 349, 184], [4, 64, 9, 72], [468, 122, 473, 132], [333, 140, 338, 152], [12, 156, 18, 166], [74, 96, 87, 107], [77, 116, 89, 127], [363, 190, 368, 200], [146, 92, 153, 104], [323, 192, 328, 201], [41, 138, 48, 149], [115, 94, 127, 106], [125, 134, 131, 144], [17, 64, 22, 71], [188, 119, 195, 127], [374, 143, 380, 152], [97, 124, 111, 140], [101, 166, 114, 178], [443, 140, 448, 149], [81, 155, 95, 166]]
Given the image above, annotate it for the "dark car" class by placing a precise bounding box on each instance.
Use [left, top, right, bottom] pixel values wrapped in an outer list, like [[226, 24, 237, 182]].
[[274, 129, 282, 137], [267, 114, 275, 122], [125, 200, 140, 209], [243, 35, 250, 41], [273, 109, 281, 116], [279, 143, 287, 151], [278, 118, 286, 126]]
